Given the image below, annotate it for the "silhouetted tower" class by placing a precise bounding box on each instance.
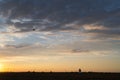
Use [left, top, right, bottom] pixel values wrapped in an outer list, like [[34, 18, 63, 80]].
[[79, 68, 81, 73]]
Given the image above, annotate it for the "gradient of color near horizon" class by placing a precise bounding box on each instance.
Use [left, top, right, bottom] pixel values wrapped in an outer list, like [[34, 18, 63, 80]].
[[0, 0, 120, 72]]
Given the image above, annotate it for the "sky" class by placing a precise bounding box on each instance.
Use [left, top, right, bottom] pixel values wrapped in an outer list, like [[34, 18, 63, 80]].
[[0, 0, 120, 72]]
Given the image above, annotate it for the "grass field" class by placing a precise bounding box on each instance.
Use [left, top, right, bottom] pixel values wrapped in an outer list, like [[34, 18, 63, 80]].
[[0, 72, 120, 80]]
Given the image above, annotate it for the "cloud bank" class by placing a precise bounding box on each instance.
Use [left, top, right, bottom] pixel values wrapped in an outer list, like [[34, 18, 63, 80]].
[[0, 0, 119, 38], [0, 0, 120, 57]]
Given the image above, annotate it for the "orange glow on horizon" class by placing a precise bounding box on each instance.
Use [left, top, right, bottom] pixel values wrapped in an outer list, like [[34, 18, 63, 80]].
[[0, 63, 4, 72]]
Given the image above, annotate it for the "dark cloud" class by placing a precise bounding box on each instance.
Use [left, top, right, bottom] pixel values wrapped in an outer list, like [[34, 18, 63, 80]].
[[0, 0, 120, 38], [85, 28, 120, 36], [72, 49, 90, 53], [5, 44, 32, 48]]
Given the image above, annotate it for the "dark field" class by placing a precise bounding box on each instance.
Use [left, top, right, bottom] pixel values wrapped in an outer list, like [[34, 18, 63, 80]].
[[0, 72, 120, 80]]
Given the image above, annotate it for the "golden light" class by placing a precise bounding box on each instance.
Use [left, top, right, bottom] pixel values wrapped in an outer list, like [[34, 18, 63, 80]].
[[0, 64, 4, 72]]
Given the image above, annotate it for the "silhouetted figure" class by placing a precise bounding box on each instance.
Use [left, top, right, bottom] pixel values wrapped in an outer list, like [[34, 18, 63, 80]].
[[79, 68, 81, 73]]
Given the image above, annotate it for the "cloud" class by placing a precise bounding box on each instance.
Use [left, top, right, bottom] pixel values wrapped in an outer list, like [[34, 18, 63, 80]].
[[5, 44, 32, 48], [0, 34, 15, 48], [72, 49, 90, 53], [0, 0, 119, 32], [0, 0, 119, 43], [71, 48, 116, 56]]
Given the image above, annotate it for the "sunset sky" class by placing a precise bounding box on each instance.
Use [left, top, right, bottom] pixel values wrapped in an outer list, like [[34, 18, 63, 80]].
[[0, 0, 120, 72]]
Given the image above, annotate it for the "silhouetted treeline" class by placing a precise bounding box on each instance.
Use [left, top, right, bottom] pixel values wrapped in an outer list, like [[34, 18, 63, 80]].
[[0, 72, 120, 80]]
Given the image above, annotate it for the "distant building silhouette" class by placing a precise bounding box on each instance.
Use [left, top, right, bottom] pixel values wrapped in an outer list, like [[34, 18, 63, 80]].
[[79, 68, 82, 73]]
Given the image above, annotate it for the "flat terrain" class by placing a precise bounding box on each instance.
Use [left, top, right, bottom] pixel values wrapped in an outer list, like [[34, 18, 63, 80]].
[[0, 72, 120, 80]]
